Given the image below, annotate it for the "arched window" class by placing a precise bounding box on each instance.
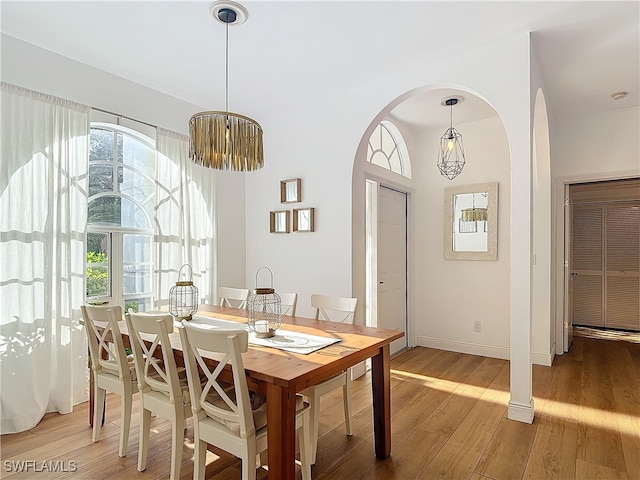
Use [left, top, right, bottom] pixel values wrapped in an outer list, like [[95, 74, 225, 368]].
[[367, 120, 412, 178], [86, 123, 155, 312]]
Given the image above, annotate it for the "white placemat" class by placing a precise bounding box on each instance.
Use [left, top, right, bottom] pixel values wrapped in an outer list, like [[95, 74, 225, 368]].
[[186, 315, 339, 354], [248, 330, 340, 355]]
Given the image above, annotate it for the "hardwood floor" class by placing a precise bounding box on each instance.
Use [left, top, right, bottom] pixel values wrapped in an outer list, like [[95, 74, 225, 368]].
[[2, 335, 639, 480]]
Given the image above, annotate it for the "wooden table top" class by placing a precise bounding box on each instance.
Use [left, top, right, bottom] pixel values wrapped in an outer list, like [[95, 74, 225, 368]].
[[180, 304, 405, 391]]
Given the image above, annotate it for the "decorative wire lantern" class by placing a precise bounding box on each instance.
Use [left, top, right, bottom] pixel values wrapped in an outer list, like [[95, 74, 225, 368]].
[[247, 267, 281, 338], [437, 97, 466, 180], [169, 264, 199, 320]]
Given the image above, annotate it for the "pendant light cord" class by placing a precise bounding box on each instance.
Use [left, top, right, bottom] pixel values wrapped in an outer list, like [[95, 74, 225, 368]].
[[450, 103, 453, 130], [225, 20, 229, 116]]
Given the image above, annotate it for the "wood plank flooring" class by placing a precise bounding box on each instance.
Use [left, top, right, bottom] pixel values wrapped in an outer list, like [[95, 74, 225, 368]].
[[2, 335, 639, 480]]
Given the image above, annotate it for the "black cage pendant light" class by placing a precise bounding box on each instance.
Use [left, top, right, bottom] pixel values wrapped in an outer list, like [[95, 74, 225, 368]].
[[189, 1, 264, 171], [437, 97, 466, 180]]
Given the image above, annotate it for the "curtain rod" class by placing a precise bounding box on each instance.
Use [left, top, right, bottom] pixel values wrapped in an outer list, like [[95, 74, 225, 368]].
[[91, 107, 158, 130]]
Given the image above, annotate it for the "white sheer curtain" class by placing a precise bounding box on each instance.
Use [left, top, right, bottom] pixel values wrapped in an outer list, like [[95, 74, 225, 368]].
[[155, 128, 217, 306], [0, 82, 90, 433]]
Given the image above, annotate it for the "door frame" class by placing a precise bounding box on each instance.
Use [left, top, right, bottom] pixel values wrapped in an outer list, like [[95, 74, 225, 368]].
[[555, 172, 638, 353], [562, 185, 573, 351], [365, 177, 411, 354]]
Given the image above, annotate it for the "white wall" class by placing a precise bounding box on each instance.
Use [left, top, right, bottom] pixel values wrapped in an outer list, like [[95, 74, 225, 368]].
[[553, 107, 640, 178], [413, 116, 511, 358], [1, 34, 248, 295], [244, 101, 362, 317]]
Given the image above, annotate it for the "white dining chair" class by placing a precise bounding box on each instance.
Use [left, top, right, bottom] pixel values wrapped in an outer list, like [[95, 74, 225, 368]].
[[301, 294, 358, 464], [125, 312, 193, 480], [218, 286, 250, 309], [81, 304, 138, 458], [279, 292, 298, 316], [179, 321, 313, 480]]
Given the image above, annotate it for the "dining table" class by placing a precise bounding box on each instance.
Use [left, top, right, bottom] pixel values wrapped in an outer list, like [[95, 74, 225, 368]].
[[89, 304, 404, 480]]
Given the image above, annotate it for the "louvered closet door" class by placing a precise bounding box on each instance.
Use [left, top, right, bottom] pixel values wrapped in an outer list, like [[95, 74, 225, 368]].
[[605, 203, 640, 330], [571, 205, 604, 327]]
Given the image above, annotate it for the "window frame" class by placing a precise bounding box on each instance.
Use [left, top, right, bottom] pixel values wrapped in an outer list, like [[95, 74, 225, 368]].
[[366, 120, 412, 179], [85, 122, 156, 311]]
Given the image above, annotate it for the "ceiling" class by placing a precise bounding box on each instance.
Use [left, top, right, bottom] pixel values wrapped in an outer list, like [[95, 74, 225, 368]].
[[1, 1, 638, 130]]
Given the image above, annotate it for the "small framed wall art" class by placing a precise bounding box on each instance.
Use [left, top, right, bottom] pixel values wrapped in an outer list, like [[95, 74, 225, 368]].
[[293, 208, 315, 232], [269, 210, 290, 233], [280, 178, 301, 204]]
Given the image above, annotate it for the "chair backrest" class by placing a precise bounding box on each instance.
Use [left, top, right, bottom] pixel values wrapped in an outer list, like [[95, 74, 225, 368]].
[[279, 293, 298, 316], [81, 304, 132, 382], [125, 312, 183, 402], [310, 294, 358, 324], [153, 298, 170, 312], [179, 321, 255, 438], [218, 287, 250, 309]]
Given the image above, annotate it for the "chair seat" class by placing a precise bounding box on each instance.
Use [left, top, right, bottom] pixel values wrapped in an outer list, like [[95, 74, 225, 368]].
[[146, 367, 196, 406], [206, 391, 307, 434], [300, 371, 346, 398]]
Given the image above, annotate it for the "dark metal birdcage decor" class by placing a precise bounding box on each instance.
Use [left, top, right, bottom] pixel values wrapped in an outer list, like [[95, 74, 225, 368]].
[[169, 264, 199, 320], [247, 267, 281, 338]]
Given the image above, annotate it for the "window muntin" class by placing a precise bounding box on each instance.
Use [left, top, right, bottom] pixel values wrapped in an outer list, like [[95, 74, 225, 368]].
[[367, 120, 412, 178], [122, 233, 152, 295]]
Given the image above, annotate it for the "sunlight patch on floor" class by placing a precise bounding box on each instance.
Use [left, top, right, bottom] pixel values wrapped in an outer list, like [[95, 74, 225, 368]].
[[536, 398, 640, 437], [391, 368, 640, 437], [390, 368, 509, 402]]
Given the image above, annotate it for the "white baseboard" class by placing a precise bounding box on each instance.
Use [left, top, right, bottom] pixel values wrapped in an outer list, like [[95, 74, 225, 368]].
[[508, 399, 535, 424], [416, 336, 556, 366], [532, 343, 555, 366], [415, 336, 509, 360]]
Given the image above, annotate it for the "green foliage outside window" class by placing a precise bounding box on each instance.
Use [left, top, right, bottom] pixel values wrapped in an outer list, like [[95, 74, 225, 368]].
[[125, 300, 139, 313], [86, 251, 108, 296]]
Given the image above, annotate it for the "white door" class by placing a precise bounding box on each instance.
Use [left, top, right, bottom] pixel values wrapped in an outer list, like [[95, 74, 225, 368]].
[[377, 185, 408, 355]]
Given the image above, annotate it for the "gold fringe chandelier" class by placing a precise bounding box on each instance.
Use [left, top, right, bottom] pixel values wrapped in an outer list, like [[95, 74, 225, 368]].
[[189, 1, 264, 171], [461, 208, 488, 222]]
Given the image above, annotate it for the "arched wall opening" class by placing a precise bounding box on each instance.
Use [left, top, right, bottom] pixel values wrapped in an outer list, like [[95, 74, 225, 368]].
[[532, 88, 554, 365], [351, 83, 513, 373]]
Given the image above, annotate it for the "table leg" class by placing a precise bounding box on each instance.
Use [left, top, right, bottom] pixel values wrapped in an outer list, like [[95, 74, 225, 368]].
[[371, 343, 392, 458], [266, 383, 297, 480]]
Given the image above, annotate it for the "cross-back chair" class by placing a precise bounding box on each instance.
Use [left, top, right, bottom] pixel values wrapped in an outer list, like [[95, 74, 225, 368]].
[[125, 312, 192, 480], [81, 304, 137, 457], [279, 292, 298, 316], [179, 321, 312, 480], [218, 286, 250, 309], [302, 293, 358, 464]]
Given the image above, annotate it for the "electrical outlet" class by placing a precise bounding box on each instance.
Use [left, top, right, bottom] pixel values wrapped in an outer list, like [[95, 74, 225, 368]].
[[474, 321, 481, 332]]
